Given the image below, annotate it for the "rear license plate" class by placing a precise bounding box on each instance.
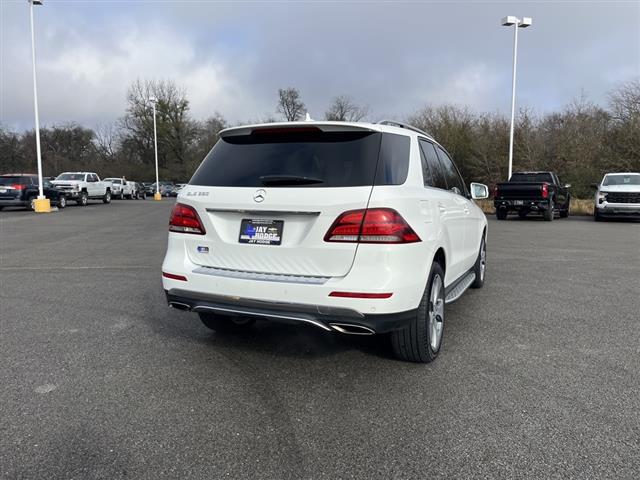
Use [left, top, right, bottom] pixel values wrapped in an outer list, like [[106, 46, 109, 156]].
[[514, 200, 524, 205], [239, 219, 283, 245]]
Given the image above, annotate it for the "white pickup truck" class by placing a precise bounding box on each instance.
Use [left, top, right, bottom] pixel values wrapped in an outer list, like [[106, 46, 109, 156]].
[[104, 177, 135, 199], [51, 172, 112, 206]]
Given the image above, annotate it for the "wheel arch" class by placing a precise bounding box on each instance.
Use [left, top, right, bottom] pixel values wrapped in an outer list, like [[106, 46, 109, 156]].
[[433, 247, 446, 273]]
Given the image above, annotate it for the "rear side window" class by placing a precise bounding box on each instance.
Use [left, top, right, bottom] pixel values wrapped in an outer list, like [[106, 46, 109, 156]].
[[419, 140, 447, 189], [374, 133, 410, 186], [190, 130, 410, 188], [435, 146, 466, 195]]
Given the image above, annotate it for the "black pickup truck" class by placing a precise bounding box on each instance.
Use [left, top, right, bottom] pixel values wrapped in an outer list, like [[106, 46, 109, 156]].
[[493, 171, 571, 221]]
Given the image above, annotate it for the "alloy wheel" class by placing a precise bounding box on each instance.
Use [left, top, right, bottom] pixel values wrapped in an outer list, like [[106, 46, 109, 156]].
[[428, 274, 444, 351]]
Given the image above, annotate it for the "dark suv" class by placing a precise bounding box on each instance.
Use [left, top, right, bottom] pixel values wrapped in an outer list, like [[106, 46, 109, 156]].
[[0, 174, 67, 210]]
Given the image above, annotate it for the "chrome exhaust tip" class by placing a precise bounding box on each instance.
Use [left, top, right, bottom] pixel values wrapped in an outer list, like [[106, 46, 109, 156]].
[[169, 301, 191, 311], [329, 323, 375, 335]]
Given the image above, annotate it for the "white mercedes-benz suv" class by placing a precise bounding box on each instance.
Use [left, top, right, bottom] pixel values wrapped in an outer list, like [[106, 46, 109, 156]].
[[162, 121, 489, 362]]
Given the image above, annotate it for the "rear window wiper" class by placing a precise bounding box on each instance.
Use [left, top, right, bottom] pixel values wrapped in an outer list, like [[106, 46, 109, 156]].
[[259, 175, 324, 186]]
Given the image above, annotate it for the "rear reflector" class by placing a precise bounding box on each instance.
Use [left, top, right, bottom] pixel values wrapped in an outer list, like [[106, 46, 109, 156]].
[[324, 208, 420, 243], [169, 203, 206, 235], [162, 272, 188, 281], [329, 291, 393, 299]]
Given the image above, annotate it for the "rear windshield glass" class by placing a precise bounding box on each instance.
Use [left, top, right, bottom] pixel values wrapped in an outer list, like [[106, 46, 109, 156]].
[[603, 174, 640, 186], [510, 173, 553, 183], [56, 173, 85, 181], [190, 130, 409, 188], [0, 177, 31, 185]]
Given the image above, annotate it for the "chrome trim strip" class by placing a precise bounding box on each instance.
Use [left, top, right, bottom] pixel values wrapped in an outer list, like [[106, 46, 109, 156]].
[[192, 305, 333, 331], [206, 208, 320, 216], [192, 266, 330, 285]]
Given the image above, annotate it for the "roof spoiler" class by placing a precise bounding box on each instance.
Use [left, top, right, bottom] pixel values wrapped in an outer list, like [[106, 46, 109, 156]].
[[220, 122, 378, 138]]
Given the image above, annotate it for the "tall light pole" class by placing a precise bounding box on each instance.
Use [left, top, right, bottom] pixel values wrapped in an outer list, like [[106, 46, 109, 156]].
[[149, 96, 161, 201], [28, 0, 49, 213], [501, 15, 532, 181]]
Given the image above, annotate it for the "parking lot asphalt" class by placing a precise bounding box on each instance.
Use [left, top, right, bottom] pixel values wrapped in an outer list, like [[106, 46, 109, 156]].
[[1, 200, 639, 479]]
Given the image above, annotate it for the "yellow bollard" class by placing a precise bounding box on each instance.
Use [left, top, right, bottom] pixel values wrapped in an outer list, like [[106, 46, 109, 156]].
[[33, 197, 51, 213], [154, 192, 162, 201]]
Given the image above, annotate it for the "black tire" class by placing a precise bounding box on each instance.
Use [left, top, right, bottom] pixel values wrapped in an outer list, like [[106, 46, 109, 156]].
[[471, 235, 486, 289], [391, 261, 445, 363], [27, 196, 36, 211], [518, 210, 528, 219], [118, 192, 124, 200], [543, 200, 554, 221], [594, 209, 603, 222], [496, 209, 508, 220], [140, 192, 146, 200], [0, 206, 4, 211], [57, 195, 67, 209], [103, 191, 112, 204], [198, 313, 255, 333], [77, 191, 88, 206]]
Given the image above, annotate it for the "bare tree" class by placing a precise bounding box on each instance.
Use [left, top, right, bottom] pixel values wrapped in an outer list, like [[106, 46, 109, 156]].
[[120, 79, 197, 168], [277, 87, 305, 121], [607, 78, 640, 123], [325, 95, 369, 121], [94, 122, 119, 160]]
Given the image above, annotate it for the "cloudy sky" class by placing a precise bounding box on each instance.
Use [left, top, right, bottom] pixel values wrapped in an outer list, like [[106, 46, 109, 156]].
[[1, 0, 639, 131]]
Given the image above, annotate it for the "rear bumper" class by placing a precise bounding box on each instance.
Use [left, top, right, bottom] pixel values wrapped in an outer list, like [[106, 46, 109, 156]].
[[165, 288, 416, 334], [494, 199, 550, 211], [0, 199, 27, 207]]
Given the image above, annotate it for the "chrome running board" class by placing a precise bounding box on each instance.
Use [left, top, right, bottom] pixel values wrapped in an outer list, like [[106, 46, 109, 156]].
[[445, 272, 476, 304]]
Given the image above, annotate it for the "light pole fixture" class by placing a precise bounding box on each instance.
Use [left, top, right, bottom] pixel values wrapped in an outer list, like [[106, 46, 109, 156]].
[[501, 15, 532, 181], [149, 96, 161, 201], [28, 0, 49, 212]]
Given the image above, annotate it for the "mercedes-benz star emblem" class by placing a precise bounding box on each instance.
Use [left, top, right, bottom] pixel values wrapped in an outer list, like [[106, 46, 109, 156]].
[[253, 189, 266, 203]]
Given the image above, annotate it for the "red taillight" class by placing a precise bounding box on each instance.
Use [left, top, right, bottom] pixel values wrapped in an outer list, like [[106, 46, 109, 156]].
[[324, 208, 420, 244], [169, 203, 206, 235], [541, 183, 549, 199], [329, 291, 393, 299], [162, 272, 188, 281], [12, 184, 26, 190], [493, 185, 499, 198]]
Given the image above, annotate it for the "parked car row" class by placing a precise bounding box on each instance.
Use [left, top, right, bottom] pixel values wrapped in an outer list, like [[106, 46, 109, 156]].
[[493, 170, 640, 221], [151, 182, 187, 197], [0, 172, 154, 210]]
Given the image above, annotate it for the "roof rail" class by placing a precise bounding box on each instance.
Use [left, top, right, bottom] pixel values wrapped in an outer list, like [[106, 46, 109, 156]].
[[377, 120, 433, 139]]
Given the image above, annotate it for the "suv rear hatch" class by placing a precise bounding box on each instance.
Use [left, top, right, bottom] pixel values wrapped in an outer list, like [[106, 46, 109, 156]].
[[0, 176, 31, 201], [181, 124, 409, 278]]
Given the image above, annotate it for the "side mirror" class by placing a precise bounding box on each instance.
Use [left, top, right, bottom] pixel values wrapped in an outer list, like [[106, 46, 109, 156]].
[[564, 183, 572, 188], [470, 182, 489, 200]]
